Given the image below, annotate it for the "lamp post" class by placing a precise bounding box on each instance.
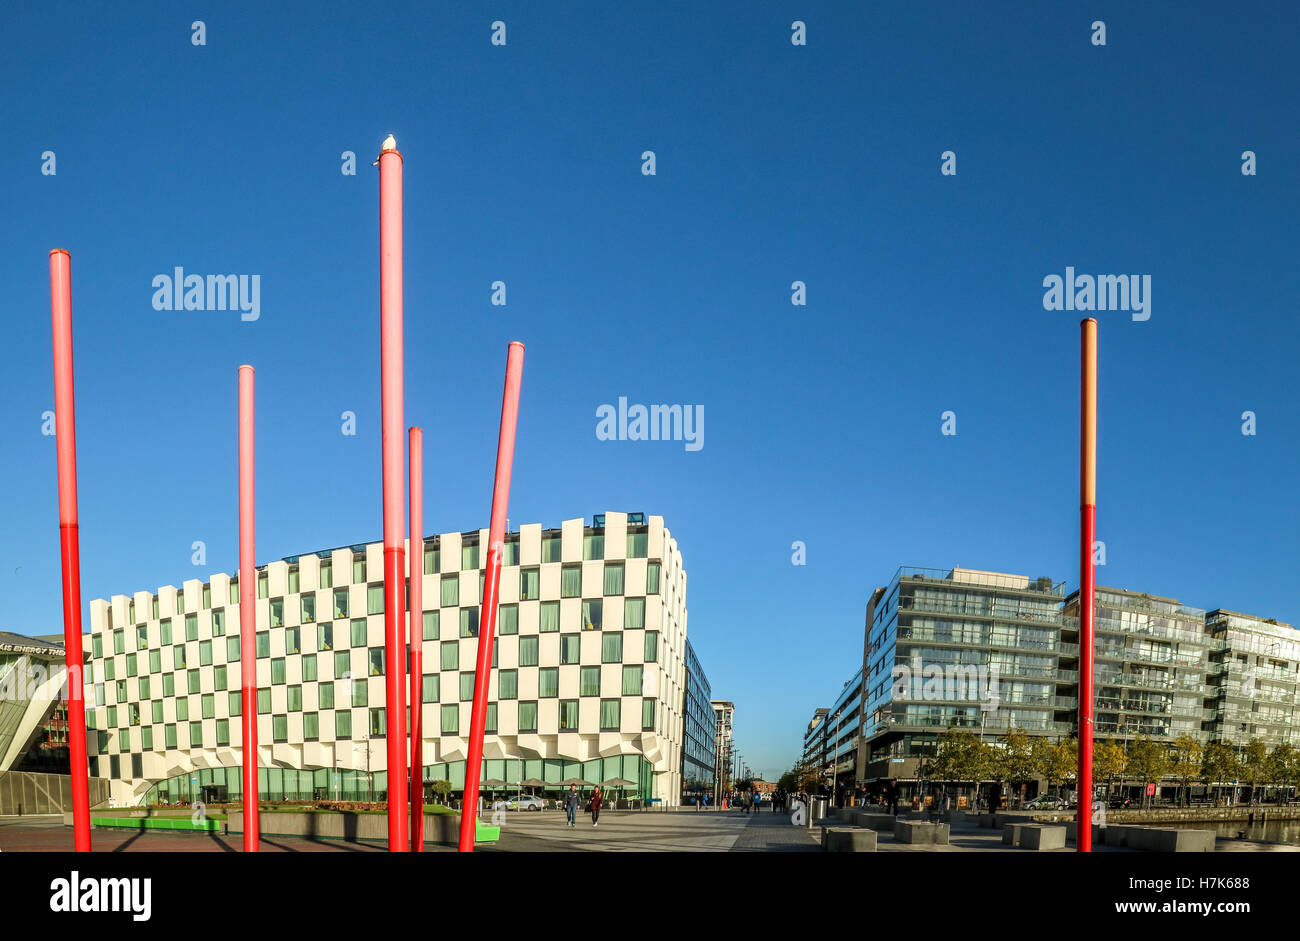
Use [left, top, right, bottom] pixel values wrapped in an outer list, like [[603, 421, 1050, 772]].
[[830, 710, 843, 807]]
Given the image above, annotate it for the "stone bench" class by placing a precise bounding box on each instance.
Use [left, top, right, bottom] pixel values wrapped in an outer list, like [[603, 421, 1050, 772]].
[[848, 812, 905, 831], [1001, 823, 1066, 850], [821, 827, 879, 852], [1104, 825, 1214, 852], [894, 820, 950, 844]]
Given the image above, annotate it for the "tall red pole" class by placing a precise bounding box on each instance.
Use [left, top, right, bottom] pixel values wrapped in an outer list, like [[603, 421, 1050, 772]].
[[408, 426, 424, 850], [49, 249, 91, 852], [238, 364, 260, 852], [458, 342, 525, 853], [1077, 317, 1097, 852], [378, 135, 409, 851]]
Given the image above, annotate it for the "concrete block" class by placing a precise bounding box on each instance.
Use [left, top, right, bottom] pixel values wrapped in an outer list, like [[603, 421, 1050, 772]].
[[822, 827, 878, 852], [1021, 825, 1067, 850], [894, 820, 950, 844]]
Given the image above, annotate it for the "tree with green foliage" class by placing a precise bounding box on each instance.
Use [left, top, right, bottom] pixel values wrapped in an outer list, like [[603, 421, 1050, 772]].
[[431, 780, 452, 805], [1168, 735, 1203, 807], [1201, 742, 1240, 805], [927, 729, 992, 806], [1035, 738, 1077, 801], [1266, 743, 1298, 804], [1093, 739, 1127, 799], [1126, 737, 1172, 808], [993, 728, 1038, 805], [1241, 739, 1269, 804]]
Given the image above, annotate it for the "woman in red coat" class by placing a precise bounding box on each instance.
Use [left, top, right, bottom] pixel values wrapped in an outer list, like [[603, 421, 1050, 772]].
[[590, 786, 603, 828]]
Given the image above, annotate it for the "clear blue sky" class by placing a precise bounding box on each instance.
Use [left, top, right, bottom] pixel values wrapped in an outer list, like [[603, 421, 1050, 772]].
[[2, 2, 1297, 782]]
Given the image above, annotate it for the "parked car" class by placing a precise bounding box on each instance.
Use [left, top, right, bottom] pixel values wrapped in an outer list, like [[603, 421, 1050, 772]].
[[501, 795, 545, 811], [1023, 795, 1067, 811]]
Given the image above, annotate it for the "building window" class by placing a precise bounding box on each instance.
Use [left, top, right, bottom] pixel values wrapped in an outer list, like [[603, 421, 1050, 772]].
[[644, 632, 659, 662], [582, 600, 603, 631], [624, 598, 645, 630], [229, 580, 239, 605], [369, 708, 386, 738], [539, 667, 559, 698], [440, 704, 459, 735], [176, 699, 189, 721], [580, 666, 600, 697], [462, 541, 480, 571], [160, 619, 172, 645], [422, 674, 439, 703], [336, 710, 352, 739], [499, 604, 519, 635], [286, 627, 300, 655], [519, 636, 539, 667], [288, 685, 302, 712], [162, 674, 173, 697], [498, 670, 518, 700], [113, 629, 124, 654], [185, 613, 198, 641], [441, 642, 458, 671], [367, 584, 384, 615], [173, 646, 185, 669], [602, 633, 622, 663], [228, 692, 241, 716], [92, 635, 102, 659], [138, 676, 151, 699], [214, 665, 227, 691], [485, 703, 497, 733], [503, 538, 519, 567], [136, 625, 148, 650], [646, 562, 661, 595], [301, 594, 316, 624], [520, 568, 540, 601], [318, 622, 333, 651], [320, 561, 333, 589], [333, 588, 348, 619], [353, 556, 366, 583], [303, 712, 319, 741], [201, 693, 215, 719], [599, 699, 620, 731], [271, 658, 286, 685], [347, 618, 365, 647], [165, 725, 177, 748], [141, 727, 153, 751], [622, 665, 643, 695], [125, 654, 137, 677], [584, 533, 604, 561], [561, 635, 580, 665], [518, 701, 538, 733], [603, 563, 624, 596], [560, 699, 579, 730], [149, 649, 161, 673], [560, 565, 581, 598], [368, 648, 385, 676], [202, 584, 211, 608], [424, 545, 438, 575], [642, 699, 655, 731], [423, 610, 439, 640], [334, 650, 351, 679], [257, 689, 271, 714], [627, 531, 648, 559], [257, 572, 268, 599], [459, 672, 476, 701], [199, 640, 212, 666], [320, 683, 335, 709], [542, 533, 562, 563], [212, 609, 225, 636], [302, 654, 317, 683], [441, 575, 459, 607], [187, 669, 201, 694], [540, 601, 560, 633], [256, 632, 270, 658], [460, 608, 479, 638]]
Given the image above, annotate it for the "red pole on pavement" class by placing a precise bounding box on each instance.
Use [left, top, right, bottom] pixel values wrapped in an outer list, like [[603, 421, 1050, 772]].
[[378, 135, 409, 851], [238, 364, 260, 852], [457, 342, 525, 853], [408, 426, 424, 851], [49, 249, 92, 852], [1078, 317, 1097, 852]]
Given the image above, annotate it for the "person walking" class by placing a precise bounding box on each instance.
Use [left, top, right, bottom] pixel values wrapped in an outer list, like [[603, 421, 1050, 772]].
[[590, 785, 603, 827], [887, 780, 900, 816], [563, 783, 580, 828]]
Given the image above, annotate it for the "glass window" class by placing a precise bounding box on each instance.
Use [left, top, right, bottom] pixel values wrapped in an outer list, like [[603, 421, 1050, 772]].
[[624, 597, 645, 630], [201, 693, 215, 719], [136, 625, 148, 650], [286, 627, 300, 655], [320, 683, 335, 709], [162, 674, 173, 697], [622, 665, 643, 695], [256, 632, 270, 658], [627, 531, 648, 559], [599, 699, 620, 731], [318, 622, 333, 650], [185, 613, 198, 641], [519, 636, 539, 667], [499, 604, 518, 635], [176, 699, 189, 721], [165, 724, 177, 748], [271, 715, 287, 743], [503, 538, 519, 567], [288, 685, 302, 711], [199, 640, 212, 666], [288, 569, 300, 594], [301, 595, 316, 624], [644, 632, 658, 662], [113, 629, 124, 654], [125, 654, 137, 677], [153, 700, 166, 723], [352, 677, 368, 707], [335, 650, 351, 679], [257, 572, 268, 599], [369, 708, 386, 737], [369, 648, 384, 676], [104, 659, 115, 681], [212, 609, 225, 636], [216, 718, 231, 746], [333, 588, 348, 619], [520, 568, 540, 601], [92, 635, 102, 659], [160, 619, 172, 645], [540, 601, 560, 633], [187, 669, 201, 694], [560, 564, 581, 598], [353, 556, 366, 583], [173, 645, 186, 669], [601, 633, 622, 663], [561, 635, 581, 665], [422, 674, 439, 703], [149, 649, 161, 673], [302, 654, 317, 682], [423, 610, 439, 640], [138, 676, 150, 699], [485, 702, 497, 733], [270, 658, 285, 684], [460, 608, 479, 638], [336, 710, 352, 739], [320, 561, 333, 589], [440, 704, 459, 734], [583, 533, 604, 561], [539, 667, 559, 698], [269, 599, 284, 628], [227, 636, 240, 662], [603, 563, 624, 596], [560, 699, 579, 730], [460, 672, 476, 701], [228, 691, 241, 716], [647, 562, 661, 594], [304, 712, 319, 740], [202, 584, 211, 608], [142, 727, 153, 751], [424, 545, 438, 575], [542, 533, 562, 563], [441, 575, 459, 607], [582, 600, 603, 631], [462, 542, 480, 570], [229, 580, 239, 605], [498, 670, 518, 700], [257, 689, 271, 714], [518, 701, 538, 732], [580, 666, 600, 697], [441, 642, 458, 671], [214, 665, 227, 691], [350, 619, 367, 647], [367, 584, 384, 615], [642, 698, 655, 730]]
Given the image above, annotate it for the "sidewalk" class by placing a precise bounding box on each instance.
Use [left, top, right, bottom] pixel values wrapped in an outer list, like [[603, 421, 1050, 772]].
[[728, 808, 821, 852]]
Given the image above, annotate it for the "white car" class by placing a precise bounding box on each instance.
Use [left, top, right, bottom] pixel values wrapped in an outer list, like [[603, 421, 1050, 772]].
[[1024, 795, 1067, 811], [501, 795, 545, 811]]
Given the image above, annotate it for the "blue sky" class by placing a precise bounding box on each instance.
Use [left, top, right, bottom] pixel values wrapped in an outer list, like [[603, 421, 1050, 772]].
[[2, 2, 1298, 781]]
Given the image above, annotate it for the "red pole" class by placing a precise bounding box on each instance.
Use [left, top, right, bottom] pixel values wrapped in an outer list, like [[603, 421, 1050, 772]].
[[378, 135, 409, 851], [49, 249, 91, 852], [458, 341, 525, 853], [238, 364, 260, 852], [408, 426, 424, 850], [1078, 317, 1097, 852]]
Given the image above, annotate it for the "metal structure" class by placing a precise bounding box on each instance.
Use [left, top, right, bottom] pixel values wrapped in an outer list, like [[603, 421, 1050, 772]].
[[1077, 317, 1097, 852], [457, 342, 525, 852], [48, 249, 92, 852], [408, 426, 424, 850], [238, 364, 260, 851], [378, 135, 409, 851]]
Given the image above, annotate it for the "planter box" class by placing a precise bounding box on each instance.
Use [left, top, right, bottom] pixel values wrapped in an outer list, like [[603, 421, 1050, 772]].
[[1002, 823, 1065, 850], [227, 810, 498, 844]]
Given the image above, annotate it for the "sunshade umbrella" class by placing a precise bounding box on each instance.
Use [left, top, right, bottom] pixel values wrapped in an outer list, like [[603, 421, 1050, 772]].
[[561, 777, 594, 786], [603, 777, 637, 808]]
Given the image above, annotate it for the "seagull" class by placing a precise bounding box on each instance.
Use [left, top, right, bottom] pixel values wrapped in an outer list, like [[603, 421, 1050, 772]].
[[374, 134, 398, 165]]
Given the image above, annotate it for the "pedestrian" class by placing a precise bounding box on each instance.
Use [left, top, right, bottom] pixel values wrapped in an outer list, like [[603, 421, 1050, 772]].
[[563, 783, 580, 828], [887, 780, 900, 816], [590, 785, 603, 827], [703, 792, 709, 811]]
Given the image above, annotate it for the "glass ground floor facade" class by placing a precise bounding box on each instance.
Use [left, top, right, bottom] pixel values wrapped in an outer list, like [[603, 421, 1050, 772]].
[[142, 753, 656, 805]]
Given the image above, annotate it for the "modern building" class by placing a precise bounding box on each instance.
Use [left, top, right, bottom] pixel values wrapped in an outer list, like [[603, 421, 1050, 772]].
[[81, 512, 706, 807], [859, 566, 1070, 784], [710, 699, 734, 796], [1060, 586, 1215, 745], [1206, 609, 1298, 748], [680, 640, 714, 799], [802, 707, 830, 767]]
